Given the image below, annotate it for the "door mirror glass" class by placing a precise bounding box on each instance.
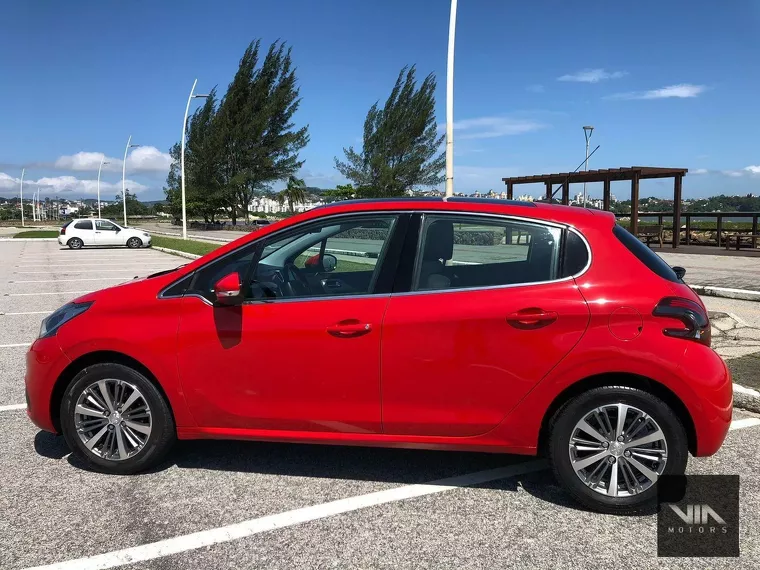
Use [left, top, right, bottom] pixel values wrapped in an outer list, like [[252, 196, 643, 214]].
[[213, 272, 243, 306], [321, 253, 337, 272]]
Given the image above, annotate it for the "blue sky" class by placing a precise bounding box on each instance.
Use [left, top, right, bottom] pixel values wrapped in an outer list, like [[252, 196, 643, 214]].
[[1, 0, 759, 201]]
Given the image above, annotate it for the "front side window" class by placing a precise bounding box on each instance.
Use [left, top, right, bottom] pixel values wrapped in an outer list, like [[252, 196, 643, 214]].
[[96, 220, 118, 231], [74, 220, 93, 230], [188, 215, 398, 303], [414, 215, 562, 291]]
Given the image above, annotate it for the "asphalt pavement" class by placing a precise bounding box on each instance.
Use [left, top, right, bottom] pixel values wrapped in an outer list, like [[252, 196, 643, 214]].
[[1, 241, 760, 569]]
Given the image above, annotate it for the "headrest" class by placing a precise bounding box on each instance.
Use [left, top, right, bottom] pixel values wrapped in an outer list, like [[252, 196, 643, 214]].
[[423, 221, 454, 261]]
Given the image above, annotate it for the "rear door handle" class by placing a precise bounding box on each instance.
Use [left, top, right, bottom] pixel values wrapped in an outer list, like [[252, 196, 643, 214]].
[[507, 308, 558, 330], [327, 319, 373, 338]]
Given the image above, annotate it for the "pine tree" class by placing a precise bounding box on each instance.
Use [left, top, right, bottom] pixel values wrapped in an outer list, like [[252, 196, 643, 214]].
[[216, 40, 309, 223], [335, 66, 445, 197]]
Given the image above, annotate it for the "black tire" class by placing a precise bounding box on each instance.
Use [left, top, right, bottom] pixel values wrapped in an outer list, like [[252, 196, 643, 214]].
[[60, 363, 175, 474], [547, 385, 688, 515], [127, 237, 143, 249], [67, 237, 83, 250]]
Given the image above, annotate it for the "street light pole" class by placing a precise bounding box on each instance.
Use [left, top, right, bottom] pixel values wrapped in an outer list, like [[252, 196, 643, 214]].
[[122, 136, 140, 226], [444, 0, 458, 198], [97, 157, 110, 219], [181, 79, 209, 239], [19, 168, 25, 227], [582, 126, 594, 207]]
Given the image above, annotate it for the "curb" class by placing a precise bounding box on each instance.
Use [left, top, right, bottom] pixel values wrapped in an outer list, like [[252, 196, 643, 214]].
[[136, 227, 230, 244], [0, 238, 58, 242], [151, 246, 201, 260], [692, 284, 760, 302], [733, 383, 760, 414]]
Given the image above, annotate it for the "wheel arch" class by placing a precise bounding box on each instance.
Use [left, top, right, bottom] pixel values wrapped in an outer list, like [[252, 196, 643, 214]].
[[50, 350, 175, 433], [537, 372, 697, 456]]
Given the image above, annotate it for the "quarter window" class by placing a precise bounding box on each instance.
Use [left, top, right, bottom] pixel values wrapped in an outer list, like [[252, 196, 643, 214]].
[[414, 215, 562, 291], [74, 220, 93, 230]]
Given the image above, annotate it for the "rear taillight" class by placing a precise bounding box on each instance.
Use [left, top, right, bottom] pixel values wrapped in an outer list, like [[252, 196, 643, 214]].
[[653, 297, 711, 346], [60, 227, 65, 235]]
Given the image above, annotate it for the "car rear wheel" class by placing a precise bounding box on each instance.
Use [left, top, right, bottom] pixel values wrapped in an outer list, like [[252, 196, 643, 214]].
[[547, 386, 688, 514], [126, 237, 142, 249], [67, 237, 83, 249], [60, 363, 175, 474]]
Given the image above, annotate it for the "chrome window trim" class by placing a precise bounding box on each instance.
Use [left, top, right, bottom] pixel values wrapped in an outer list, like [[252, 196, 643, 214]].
[[158, 208, 592, 301]]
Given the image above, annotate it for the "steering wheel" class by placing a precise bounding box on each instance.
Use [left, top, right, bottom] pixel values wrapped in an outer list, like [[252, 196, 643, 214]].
[[283, 262, 312, 297]]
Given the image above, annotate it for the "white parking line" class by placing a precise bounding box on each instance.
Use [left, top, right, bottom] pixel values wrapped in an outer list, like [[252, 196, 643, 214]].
[[0, 311, 51, 315], [23, 460, 546, 570], [14, 270, 161, 274], [16, 264, 169, 268], [729, 417, 760, 430], [0, 403, 26, 411], [17, 417, 760, 570], [9, 278, 131, 283], [0, 343, 29, 348], [5, 291, 93, 297]]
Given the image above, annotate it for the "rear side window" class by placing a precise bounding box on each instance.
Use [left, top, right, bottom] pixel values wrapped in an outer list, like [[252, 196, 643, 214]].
[[613, 224, 679, 282], [413, 215, 562, 291], [74, 220, 93, 230], [560, 230, 590, 278]]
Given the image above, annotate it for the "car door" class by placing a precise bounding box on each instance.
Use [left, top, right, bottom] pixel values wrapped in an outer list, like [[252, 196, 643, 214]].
[[175, 213, 405, 434], [72, 219, 95, 245], [380, 213, 590, 437], [94, 220, 122, 245]]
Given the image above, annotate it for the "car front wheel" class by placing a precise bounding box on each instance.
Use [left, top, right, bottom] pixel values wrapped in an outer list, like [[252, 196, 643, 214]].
[[126, 237, 143, 248], [547, 386, 688, 514], [60, 363, 175, 474]]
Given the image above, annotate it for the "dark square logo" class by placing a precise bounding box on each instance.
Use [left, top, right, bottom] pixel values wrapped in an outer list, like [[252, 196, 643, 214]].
[[658, 475, 739, 557]]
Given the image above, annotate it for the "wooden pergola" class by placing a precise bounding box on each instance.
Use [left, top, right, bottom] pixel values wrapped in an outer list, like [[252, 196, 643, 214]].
[[502, 166, 688, 247]]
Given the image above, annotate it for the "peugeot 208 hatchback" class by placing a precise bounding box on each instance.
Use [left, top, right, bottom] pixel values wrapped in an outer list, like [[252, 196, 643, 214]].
[[25, 198, 732, 514]]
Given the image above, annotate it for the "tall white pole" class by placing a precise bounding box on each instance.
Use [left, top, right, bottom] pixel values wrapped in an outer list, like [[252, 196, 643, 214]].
[[181, 78, 198, 240], [444, 0, 457, 198], [582, 126, 593, 208], [33, 189, 37, 222], [19, 169, 25, 227], [122, 135, 131, 226], [97, 157, 108, 219]]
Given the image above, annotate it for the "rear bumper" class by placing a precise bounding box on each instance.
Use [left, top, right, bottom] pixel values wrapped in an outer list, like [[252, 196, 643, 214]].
[[25, 336, 71, 433], [680, 345, 733, 456]]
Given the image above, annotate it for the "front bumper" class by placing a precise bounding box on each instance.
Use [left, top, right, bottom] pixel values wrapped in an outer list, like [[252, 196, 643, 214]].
[[25, 336, 72, 433]]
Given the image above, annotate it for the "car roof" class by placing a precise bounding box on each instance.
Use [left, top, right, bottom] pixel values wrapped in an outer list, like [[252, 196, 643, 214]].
[[309, 197, 611, 229]]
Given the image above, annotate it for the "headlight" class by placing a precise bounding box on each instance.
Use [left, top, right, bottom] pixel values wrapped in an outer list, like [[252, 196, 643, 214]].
[[143, 232, 150, 237], [39, 302, 93, 339]]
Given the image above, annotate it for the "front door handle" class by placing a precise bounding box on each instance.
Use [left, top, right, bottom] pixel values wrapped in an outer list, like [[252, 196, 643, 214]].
[[327, 319, 373, 338], [506, 308, 558, 330]]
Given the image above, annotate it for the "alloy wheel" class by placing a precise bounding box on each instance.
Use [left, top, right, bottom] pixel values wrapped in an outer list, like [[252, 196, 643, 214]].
[[568, 403, 668, 497], [127, 237, 141, 248], [73, 379, 152, 461]]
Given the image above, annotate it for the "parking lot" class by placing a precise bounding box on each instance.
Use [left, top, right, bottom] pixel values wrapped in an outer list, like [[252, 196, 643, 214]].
[[1, 240, 760, 569]]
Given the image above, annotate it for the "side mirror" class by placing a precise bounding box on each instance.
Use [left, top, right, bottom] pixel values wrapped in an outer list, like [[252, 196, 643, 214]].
[[322, 254, 337, 272], [213, 272, 243, 306], [672, 266, 686, 280]]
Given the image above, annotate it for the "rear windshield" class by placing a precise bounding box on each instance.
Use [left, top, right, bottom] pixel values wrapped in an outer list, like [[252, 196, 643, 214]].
[[613, 224, 679, 283]]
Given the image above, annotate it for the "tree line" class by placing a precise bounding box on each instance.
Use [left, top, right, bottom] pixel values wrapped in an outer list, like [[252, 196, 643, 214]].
[[165, 40, 444, 223]]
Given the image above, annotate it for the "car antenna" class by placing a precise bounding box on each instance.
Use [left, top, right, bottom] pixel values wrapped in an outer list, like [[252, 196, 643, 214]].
[[549, 144, 600, 201]]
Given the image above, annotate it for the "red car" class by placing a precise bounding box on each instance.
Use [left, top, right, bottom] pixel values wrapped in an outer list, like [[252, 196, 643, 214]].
[[25, 198, 732, 513]]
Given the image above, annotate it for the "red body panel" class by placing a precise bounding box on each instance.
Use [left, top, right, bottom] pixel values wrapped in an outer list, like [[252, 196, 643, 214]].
[[24, 200, 733, 459]]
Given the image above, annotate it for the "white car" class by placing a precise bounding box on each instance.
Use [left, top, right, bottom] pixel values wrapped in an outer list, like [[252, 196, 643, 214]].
[[58, 219, 152, 249]]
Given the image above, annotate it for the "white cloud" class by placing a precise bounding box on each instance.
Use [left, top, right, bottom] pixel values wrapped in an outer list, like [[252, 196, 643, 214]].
[[0, 171, 148, 196], [449, 116, 547, 139], [607, 84, 706, 100], [744, 165, 760, 174], [54, 146, 173, 174], [721, 170, 744, 177], [558, 69, 627, 83], [691, 168, 709, 174]]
